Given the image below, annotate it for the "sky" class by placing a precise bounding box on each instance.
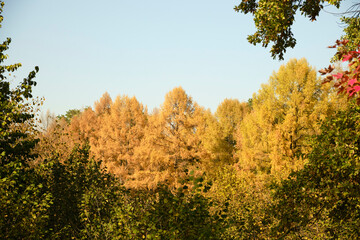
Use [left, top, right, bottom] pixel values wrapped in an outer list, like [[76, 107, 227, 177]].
[[0, 0, 354, 115]]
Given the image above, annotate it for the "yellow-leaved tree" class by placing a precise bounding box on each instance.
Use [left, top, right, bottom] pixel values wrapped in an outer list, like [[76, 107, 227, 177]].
[[92, 95, 148, 181], [236, 58, 346, 179], [203, 99, 249, 166], [129, 87, 209, 189]]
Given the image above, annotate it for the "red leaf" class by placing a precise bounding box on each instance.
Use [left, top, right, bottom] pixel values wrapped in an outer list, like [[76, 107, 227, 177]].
[[348, 78, 357, 86], [342, 54, 352, 62], [333, 73, 343, 79]]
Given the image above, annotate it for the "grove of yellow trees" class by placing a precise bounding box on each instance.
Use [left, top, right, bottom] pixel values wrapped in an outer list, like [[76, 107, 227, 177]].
[[37, 58, 347, 191], [6, 54, 358, 239]]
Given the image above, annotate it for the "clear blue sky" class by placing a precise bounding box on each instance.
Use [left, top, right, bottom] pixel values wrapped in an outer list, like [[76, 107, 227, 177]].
[[1, 0, 353, 115]]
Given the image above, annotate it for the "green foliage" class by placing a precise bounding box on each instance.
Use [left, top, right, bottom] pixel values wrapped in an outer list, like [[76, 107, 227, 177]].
[[39, 144, 123, 239], [339, 16, 360, 54], [234, 0, 343, 59], [0, 161, 52, 239], [0, 39, 39, 160], [270, 102, 360, 239], [0, 1, 51, 238], [79, 159, 123, 239], [204, 167, 270, 239], [149, 185, 219, 239], [115, 172, 222, 239]]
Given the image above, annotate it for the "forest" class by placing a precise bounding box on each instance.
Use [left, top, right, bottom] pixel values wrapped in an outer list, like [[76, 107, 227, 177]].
[[2, 1, 360, 239]]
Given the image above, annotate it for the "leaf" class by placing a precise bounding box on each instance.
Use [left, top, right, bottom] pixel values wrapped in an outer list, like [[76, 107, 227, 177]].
[[333, 73, 343, 79], [354, 85, 360, 92], [348, 79, 357, 86], [342, 54, 352, 62]]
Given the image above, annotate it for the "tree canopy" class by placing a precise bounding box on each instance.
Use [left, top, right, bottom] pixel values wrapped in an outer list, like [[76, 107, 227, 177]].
[[3, 0, 360, 238], [234, 0, 359, 60]]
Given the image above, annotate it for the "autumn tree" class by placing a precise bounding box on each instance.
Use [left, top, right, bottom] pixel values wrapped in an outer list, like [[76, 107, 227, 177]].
[[68, 92, 112, 155], [92, 95, 148, 180], [36, 110, 88, 164], [37, 93, 111, 164], [236, 58, 345, 178], [130, 87, 209, 189], [63, 92, 112, 146], [58, 108, 81, 123], [203, 99, 249, 166], [76, 92, 112, 146], [36, 92, 148, 183]]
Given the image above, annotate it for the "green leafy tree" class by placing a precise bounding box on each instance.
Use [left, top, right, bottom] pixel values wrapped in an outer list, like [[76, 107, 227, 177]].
[[40, 144, 124, 239], [234, 0, 353, 59], [204, 166, 270, 239], [0, 1, 51, 238], [115, 174, 221, 240]]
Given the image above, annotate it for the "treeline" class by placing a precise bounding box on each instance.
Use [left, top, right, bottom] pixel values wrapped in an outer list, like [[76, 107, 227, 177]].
[[2, 4, 360, 237], [39, 59, 346, 186]]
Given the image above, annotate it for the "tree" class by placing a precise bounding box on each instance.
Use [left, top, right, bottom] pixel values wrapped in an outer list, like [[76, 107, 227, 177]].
[[70, 92, 112, 152], [269, 102, 360, 239], [39, 144, 124, 239], [0, 1, 51, 238], [203, 166, 271, 239], [234, 0, 356, 60], [92, 95, 148, 180], [130, 87, 209, 189], [202, 99, 249, 165], [36, 114, 85, 164], [94, 91, 112, 116], [236, 58, 345, 178], [37, 93, 113, 165]]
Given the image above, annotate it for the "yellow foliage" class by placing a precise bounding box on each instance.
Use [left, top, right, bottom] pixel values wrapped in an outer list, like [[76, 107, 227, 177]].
[[91, 94, 148, 181], [202, 99, 249, 168], [129, 87, 209, 189], [236, 58, 346, 179]]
